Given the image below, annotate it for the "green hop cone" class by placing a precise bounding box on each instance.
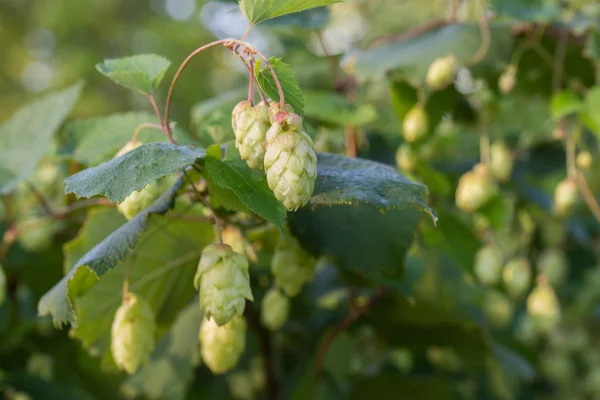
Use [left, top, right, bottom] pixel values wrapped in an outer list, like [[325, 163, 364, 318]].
[[271, 233, 316, 297], [577, 151, 593, 170], [261, 288, 290, 331], [264, 108, 317, 211], [498, 65, 517, 94], [455, 163, 496, 213], [502, 257, 531, 299], [537, 248, 568, 287], [194, 244, 253, 326], [554, 178, 578, 216], [395, 144, 417, 172], [199, 316, 246, 374], [474, 244, 504, 286], [489, 141, 513, 182], [232, 100, 271, 169], [483, 290, 513, 329], [426, 54, 457, 90], [228, 371, 255, 400], [111, 293, 156, 374], [26, 353, 54, 381], [402, 104, 429, 143], [527, 277, 561, 333]]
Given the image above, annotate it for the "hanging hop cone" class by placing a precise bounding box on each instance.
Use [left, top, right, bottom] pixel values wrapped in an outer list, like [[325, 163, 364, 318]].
[[264, 104, 317, 211], [527, 278, 561, 333], [232, 100, 271, 169], [115, 140, 162, 220], [271, 233, 316, 297], [111, 293, 156, 374], [261, 288, 290, 331], [194, 244, 253, 326], [426, 54, 458, 90], [455, 163, 497, 213], [199, 316, 246, 374]]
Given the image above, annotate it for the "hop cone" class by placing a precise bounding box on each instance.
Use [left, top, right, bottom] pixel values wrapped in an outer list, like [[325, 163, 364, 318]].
[[402, 105, 429, 143], [261, 288, 290, 331], [502, 257, 531, 299], [194, 244, 253, 326], [426, 54, 457, 90], [455, 163, 496, 213], [199, 316, 246, 374], [554, 178, 578, 216], [489, 141, 513, 182], [527, 278, 560, 333], [232, 101, 271, 169], [264, 107, 317, 211], [271, 233, 316, 297], [111, 293, 156, 374], [474, 244, 504, 286]]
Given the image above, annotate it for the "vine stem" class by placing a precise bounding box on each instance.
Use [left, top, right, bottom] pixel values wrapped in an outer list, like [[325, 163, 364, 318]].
[[314, 286, 388, 379], [24, 181, 54, 216], [132, 123, 163, 142], [466, 1, 491, 66], [148, 94, 174, 144]]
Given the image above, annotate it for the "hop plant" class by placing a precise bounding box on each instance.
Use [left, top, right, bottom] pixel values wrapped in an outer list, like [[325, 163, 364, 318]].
[[111, 293, 156, 374], [527, 278, 561, 333], [554, 178, 578, 216], [426, 54, 457, 90], [271, 233, 316, 297], [537, 248, 568, 287], [498, 65, 517, 94], [483, 290, 513, 329], [402, 104, 429, 143], [502, 257, 531, 299], [194, 244, 253, 326], [115, 140, 162, 220], [474, 244, 504, 286], [577, 151, 593, 170], [395, 144, 417, 172], [199, 316, 246, 374], [232, 100, 271, 169], [261, 288, 290, 331], [455, 163, 496, 213], [264, 105, 317, 211], [489, 141, 513, 182]]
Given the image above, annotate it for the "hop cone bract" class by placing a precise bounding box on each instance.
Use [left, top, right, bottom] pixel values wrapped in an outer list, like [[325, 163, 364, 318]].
[[111, 293, 156, 374], [194, 244, 253, 326], [199, 316, 246, 374], [232, 101, 271, 169], [271, 233, 316, 297]]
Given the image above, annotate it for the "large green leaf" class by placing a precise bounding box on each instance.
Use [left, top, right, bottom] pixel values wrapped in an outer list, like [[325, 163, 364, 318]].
[[65, 143, 205, 202], [255, 57, 304, 116], [344, 23, 513, 84], [96, 54, 171, 95], [550, 90, 582, 120], [203, 145, 286, 230], [239, 0, 341, 24], [38, 180, 182, 327], [304, 91, 377, 127], [64, 112, 174, 165], [0, 83, 82, 194], [123, 302, 203, 400], [289, 153, 434, 282], [72, 215, 211, 362]]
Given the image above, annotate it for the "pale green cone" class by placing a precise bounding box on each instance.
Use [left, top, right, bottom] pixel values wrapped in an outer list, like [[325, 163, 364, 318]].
[[426, 54, 457, 90], [527, 278, 560, 333], [261, 288, 290, 331], [271, 233, 316, 297], [194, 244, 253, 326], [502, 257, 531, 299], [264, 112, 317, 211], [199, 316, 247, 374], [232, 101, 271, 169], [474, 244, 504, 286], [111, 293, 156, 374]]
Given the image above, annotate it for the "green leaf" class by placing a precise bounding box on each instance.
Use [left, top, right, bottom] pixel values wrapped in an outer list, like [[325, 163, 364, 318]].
[[344, 23, 513, 83], [204, 145, 286, 230], [262, 6, 330, 29], [490, 0, 560, 22], [390, 79, 418, 120], [38, 180, 182, 328], [239, 0, 341, 24], [550, 90, 582, 120], [432, 210, 481, 274], [65, 143, 205, 202], [289, 153, 434, 283], [64, 112, 168, 165], [255, 57, 305, 116], [583, 30, 600, 62], [96, 54, 171, 95], [190, 89, 245, 146], [124, 302, 203, 400], [304, 91, 377, 127], [581, 87, 600, 137], [0, 83, 82, 194]]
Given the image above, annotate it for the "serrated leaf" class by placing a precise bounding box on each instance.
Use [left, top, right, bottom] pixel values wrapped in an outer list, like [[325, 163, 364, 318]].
[[255, 57, 304, 116], [65, 143, 205, 202], [304, 92, 377, 127], [239, 0, 341, 24], [550, 90, 582, 120], [0, 83, 82, 194], [96, 54, 171, 95], [204, 145, 286, 229], [38, 180, 182, 327], [343, 23, 513, 83], [289, 153, 434, 283], [124, 302, 203, 400]]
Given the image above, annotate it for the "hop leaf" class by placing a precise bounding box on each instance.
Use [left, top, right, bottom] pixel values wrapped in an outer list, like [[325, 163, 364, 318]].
[[426, 54, 457, 91], [402, 104, 429, 143], [232, 101, 271, 169], [261, 288, 290, 331], [111, 293, 156, 374], [194, 244, 253, 326], [199, 316, 246, 374], [264, 108, 317, 211], [455, 163, 497, 213], [271, 233, 316, 297]]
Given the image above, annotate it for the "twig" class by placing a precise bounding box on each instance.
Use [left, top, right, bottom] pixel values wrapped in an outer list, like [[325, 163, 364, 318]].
[[244, 301, 278, 400], [575, 171, 600, 223], [234, 47, 268, 104], [315, 286, 388, 378], [148, 94, 175, 144], [241, 24, 252, 41], [181, 169, 224, 229], [24, 181, 54, 216]]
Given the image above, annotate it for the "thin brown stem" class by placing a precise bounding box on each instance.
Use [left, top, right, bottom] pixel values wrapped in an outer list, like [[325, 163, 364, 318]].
[[148, 94, 175, 144], [315, 286, 388, 379], [24, 181, 54, 215], [467, 3, 491, 65], [576, 171, 600, 223], [344, 126, 357, 158], [234, 48, 268, 104], [451, 0, 460, 20], [241, 24, 252, 41], [248, 63, 254, 103]]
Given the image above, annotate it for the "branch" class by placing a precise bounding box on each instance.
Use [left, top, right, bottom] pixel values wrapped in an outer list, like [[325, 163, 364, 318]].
[[25, 181, 54, 215], [575, 171, 600, 224], [314, 286, 388, 378]]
